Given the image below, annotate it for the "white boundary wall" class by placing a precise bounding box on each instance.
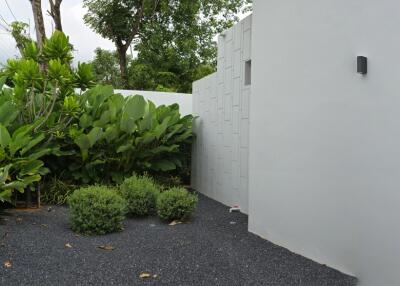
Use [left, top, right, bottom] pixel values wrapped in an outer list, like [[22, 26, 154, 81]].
[[250, 1, 400, 285], [115, 89, 192, 115], [192, 16, 252, 213]]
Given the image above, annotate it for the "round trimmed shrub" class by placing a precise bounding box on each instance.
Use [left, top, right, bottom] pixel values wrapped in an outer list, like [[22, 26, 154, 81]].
[[156, 187, 198, 221], [119, 175, 159, 216], [68, 186, 127, 235]]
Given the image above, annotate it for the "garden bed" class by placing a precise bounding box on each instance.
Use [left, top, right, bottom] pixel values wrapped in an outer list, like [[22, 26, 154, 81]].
[[0, 194, 356, 286]]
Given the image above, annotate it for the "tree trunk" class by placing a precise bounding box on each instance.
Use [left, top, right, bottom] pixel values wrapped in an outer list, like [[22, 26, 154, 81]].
[[117, 46, 129, 89], [48, 0, 63, 32], [29, 0, 46, 50]]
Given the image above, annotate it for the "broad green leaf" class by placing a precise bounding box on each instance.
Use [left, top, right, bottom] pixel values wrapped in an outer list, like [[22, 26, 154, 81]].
[[123, 95, 146, 121], [103, 125, 119, 143], [0, 165, 11, 184], [120, 114, 136, 134], [108, 94, 124, 122], [28, 148, 52, 160], [19, 174, 41, 185], [93, 110, 110, 127], [74, 134, 90, 151], [153, 116, 171, 139], [139, 103, 153, 131], [20, 133, 45, 155], [0, 76, 7, 90], [142, 133, 156, 145], [9, 133, 31, 156], [19, 160, 44, 176], [120, 95, 146, 134], [175, 129, 193, 142], [85, 160, 105, 170], [156, 105, 170, 122], [12, 124, 34, 140], [151, 159, 176, 171], [0, 102, 19, 127], [149, 145, 179, 155], [165, 124, 183, 141], [0, 189, 12, 202], [79, 114, 93, 129], [38, 166, 50, 175], [0, 124, 11, 148], [86, 85, 113, 114], [87, 127, 103, 147], [116, 143, 133, 153]]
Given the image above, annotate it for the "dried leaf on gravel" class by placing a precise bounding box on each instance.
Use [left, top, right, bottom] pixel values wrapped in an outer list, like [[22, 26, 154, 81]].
[[98, 245, 115, 251], [4, 260, 12, 268], [139, 272, 151, 279], [65, 243, 72, 248], [169, 220, 182, 226]]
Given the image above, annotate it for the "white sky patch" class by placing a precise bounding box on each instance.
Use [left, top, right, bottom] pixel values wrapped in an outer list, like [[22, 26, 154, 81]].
[[0, 0, 114, 65]]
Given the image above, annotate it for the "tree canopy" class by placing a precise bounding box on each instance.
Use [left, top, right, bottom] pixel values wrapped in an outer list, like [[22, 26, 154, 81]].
[[84, 0, 252, 91]]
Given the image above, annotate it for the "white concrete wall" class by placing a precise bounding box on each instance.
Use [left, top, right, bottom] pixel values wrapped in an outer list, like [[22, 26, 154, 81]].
[[115, 89, 192, 115], [192, 16, 252, 213], [250, 1, 400, 285]]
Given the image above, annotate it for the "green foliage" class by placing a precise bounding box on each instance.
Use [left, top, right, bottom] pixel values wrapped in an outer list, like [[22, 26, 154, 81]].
[[42, 31, 73, 64], [153, 175, 182, 191], [1, 29, 193, 202], [58, 86, 194, 185], [156, 187, 198, 221], [119, 175, 159, 216], [68, 185, 127, 235], [75, 62, 96, 91], [90, 48, 122, 87], [0, 31, 96, 201], [10, 21, 32, 56], [41, 177, 79, 205], [0, 122, 52, 203], [84, 0, 252, 92]]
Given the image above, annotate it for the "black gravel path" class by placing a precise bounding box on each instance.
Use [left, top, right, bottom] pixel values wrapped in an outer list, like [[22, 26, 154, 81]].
[[0, 194, 357, 286]]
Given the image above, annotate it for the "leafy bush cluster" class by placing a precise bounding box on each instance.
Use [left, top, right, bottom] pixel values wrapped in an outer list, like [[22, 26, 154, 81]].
[[68, 186, 127, 235], [157, 187, 198, 221], [119, 175, 159, 216], [68, 175, 198, 235], [0, 31, 193, 203]]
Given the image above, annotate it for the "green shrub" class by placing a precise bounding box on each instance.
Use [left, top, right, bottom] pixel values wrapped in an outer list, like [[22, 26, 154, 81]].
[[156, 187, 198, 221], [68, 186, 126, 235], [119, 175, 159, 216]]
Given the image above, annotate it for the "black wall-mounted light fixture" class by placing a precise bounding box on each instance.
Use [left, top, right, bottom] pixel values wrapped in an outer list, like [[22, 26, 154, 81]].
[[357, 56, 367, 75]]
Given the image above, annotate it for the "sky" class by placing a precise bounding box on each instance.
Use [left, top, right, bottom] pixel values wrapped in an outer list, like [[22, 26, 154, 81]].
[[0, 0, 115, 65], [0, 1, 251, 65]]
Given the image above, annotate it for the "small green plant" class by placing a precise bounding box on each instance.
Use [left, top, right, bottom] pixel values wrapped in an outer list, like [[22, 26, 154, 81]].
[[153, 175, 182, 191], [156, 187, 198, 221], [68, 186, 126, 235], [119, 175, 159, 216], [41, 177, 79, 205]]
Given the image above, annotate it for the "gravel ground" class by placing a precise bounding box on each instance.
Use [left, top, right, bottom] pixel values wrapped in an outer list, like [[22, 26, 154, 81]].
[[0, 194, 357, 286]]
